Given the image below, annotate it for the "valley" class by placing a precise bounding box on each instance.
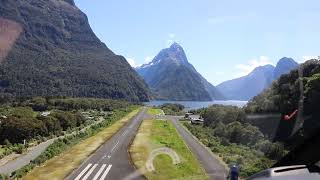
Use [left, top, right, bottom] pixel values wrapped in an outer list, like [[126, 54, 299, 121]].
[[0, 0, 319, 180]]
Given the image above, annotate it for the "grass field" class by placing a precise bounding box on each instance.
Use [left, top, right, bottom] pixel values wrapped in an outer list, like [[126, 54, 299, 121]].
[[130, 119, 208, 180], [23, 108, 141, 180], [147, 108, 164, 116]]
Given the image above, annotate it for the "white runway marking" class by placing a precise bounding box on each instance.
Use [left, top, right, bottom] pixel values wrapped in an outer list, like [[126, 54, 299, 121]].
[[74, 163, 92, 180], [99, 164, 112, 180], [82, 164, 98, 180], [122, 130, 128, 136], [92, 164, 107, 180], [111, 140, 119, 152]]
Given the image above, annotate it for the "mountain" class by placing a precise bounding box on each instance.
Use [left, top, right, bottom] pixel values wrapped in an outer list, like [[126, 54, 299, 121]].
[[273, 57, 299, 79], [217, 58, 299, 100], [0, 0, 151, 101], [136, 43, 224, 101], [217, 65, 275, 101]]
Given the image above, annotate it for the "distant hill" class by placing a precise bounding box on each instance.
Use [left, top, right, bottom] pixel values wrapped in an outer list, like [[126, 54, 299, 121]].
[[217, 57, 299, 100], [273, 57, 299, 79], [0, 0, 151, 101], [136, 43, 224, 101]]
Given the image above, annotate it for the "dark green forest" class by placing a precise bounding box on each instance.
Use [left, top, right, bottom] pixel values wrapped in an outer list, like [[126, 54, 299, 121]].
[[184, 105, 286, 177], [0, 97, 134, 144], [159, 103, 185, 115], [0, 0, 151, 102]]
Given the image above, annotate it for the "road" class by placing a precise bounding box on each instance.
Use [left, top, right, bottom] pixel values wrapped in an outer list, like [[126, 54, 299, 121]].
[[66, 107, 150, 180], [0, 138, 56, 175], [0, 116, 106, 175], [167, 116, 228, 180]]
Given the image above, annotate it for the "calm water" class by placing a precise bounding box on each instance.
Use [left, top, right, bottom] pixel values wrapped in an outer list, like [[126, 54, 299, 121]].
[[145, 100, 248, 111]]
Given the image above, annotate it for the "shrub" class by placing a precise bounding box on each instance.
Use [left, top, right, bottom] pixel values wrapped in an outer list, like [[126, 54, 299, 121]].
[[15, 144, 26, 154]]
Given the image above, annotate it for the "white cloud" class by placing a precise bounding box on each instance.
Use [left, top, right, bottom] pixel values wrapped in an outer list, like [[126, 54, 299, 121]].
[[234, 56, 273, 78], [144, 56, 153, 63], [301, 56, 319, 63], [166, 33, 176, 47], [168, 33, 176, 39], [126, 57, 137, 67]]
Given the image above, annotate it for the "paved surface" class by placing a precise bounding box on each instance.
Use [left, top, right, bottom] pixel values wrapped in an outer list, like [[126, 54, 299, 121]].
[[167, 116, 228, 180], [0, 138, 55, 175], [0, 116, 111, 175], [65, 107, 150, 180]]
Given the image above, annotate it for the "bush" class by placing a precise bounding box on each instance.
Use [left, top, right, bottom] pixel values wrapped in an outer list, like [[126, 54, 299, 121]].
[[265, 142, 285, 160], [15, 144, 26, 154], [0, 173, 9, 180], [159, 103, 185, 115], [3, 139, 11, 146], [202, 105, 246, 127]]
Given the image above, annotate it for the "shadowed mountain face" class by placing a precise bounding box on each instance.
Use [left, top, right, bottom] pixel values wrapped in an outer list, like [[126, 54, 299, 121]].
[[273, 57, 299, 79], [136, 43, 224, 101], [0, 0, 151, 101], [217, 57, 299, 101]]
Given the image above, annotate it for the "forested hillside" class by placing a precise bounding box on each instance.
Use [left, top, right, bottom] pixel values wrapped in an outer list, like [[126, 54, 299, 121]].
[[246, 59, 320, 146], [0, 0, 151, 102]]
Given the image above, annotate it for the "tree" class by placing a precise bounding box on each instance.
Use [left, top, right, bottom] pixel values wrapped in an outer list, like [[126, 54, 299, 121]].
[[30, 97, 48, 111], [52, 112, 77, 130], [0, 116, 46, 143]]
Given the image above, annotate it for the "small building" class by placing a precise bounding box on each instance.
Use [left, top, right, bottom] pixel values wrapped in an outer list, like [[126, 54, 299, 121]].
[[40, 111, 51, 117], [184, 113, 193, 119], [191, 118, 204, 125]]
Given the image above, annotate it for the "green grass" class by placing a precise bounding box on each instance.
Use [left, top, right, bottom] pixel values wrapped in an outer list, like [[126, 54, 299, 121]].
[[147, 108, 164, 115], [0, 147, 4, 154], [130, 120, 208, 180]]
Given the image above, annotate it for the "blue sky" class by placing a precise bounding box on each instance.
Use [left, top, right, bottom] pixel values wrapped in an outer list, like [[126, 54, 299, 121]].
[[74, 0, 319, 85]]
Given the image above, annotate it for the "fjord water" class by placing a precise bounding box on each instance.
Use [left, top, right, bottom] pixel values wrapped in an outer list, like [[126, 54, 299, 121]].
[[145, 100, 248, 111]]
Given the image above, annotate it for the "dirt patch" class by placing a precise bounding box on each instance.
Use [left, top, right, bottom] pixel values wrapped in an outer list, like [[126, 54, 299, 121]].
[[0, 17, 23, 63]]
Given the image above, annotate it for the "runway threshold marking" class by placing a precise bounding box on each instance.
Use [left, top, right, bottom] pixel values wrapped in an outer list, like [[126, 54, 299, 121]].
[[99, 164, 112, 180], [92, 164, 107, 180], [82, 164, 98, 180], [74, 163, 92, 180]]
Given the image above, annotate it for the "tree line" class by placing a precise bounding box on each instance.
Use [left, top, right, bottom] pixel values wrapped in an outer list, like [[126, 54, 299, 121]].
[[159, 103, 185, 115], [184, 105, 286, 177], [0, 97, 133, 144]]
